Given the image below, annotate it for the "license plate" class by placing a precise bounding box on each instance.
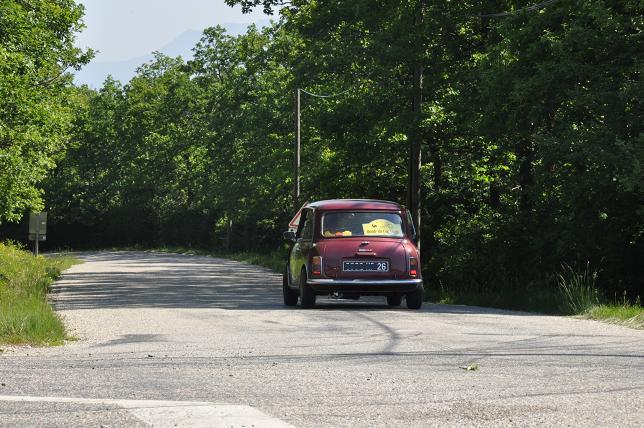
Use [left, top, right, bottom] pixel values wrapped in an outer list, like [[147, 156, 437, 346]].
[[342, 260, 389, 272]]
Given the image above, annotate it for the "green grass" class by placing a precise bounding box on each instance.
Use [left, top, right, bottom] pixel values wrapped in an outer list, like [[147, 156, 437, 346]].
[[0, 243, 79, 345], [556, 263, 642, 329], [433, 287, 643, 329], [557, 262, 599, 315], [583, 304, 644, 329], [431, 264, 642, 329]]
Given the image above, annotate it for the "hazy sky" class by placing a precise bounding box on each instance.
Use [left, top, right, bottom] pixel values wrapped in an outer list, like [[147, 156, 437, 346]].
[[76, 0, 270, 62]]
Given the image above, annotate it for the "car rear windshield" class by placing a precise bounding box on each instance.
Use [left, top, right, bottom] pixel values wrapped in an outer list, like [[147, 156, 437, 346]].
[[321, 212, 404, 238]]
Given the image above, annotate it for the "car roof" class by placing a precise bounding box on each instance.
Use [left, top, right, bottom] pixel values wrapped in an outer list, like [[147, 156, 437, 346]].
[[305, 199, 403, 211]]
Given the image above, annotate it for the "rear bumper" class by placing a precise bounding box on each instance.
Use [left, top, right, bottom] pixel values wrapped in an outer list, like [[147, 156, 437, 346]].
[[307, 278, 423, 294]]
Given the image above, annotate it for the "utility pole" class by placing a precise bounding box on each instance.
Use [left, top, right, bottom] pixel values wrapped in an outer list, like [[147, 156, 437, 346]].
[[294, 88, 301, 211]]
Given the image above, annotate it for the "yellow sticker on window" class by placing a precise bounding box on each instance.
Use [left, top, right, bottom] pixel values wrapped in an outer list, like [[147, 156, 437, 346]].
[[362, 219, 402, 236]]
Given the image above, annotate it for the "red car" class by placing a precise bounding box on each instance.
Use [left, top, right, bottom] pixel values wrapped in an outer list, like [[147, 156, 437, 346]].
[[283, 199, 424, 309]]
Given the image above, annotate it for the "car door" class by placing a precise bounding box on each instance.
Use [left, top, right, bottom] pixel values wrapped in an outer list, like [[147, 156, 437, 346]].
[[289, 208, 314, 286]]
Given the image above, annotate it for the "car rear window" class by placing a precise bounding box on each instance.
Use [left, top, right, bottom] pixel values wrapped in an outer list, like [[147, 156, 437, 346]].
[[321, 212, 404, 238]]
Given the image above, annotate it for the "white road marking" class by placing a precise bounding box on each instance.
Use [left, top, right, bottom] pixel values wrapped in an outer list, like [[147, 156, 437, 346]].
[[0, 395, 295, 427]]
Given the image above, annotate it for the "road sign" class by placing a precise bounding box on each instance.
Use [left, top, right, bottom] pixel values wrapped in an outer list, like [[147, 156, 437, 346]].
[[29, 212, 47, 235], [28, 212, 47, 256], [288, 202, 308, 232]]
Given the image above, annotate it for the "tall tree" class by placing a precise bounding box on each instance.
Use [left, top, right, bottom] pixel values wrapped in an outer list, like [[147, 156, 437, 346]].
[[227, 1, 429, 242], [0, 0, 92, 222]]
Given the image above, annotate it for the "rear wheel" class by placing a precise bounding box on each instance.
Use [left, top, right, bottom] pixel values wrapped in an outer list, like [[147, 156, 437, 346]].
[[299, 269, 316, 309], [387, 294, 402, 306], [283, 266, 298, 306], [405, 287, 424, 309]]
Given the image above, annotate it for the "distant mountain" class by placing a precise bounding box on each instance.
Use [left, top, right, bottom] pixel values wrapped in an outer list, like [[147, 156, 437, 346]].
[[74, 21, 269, 88]]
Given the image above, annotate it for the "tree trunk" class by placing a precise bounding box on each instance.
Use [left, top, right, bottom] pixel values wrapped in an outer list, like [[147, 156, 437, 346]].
[[224, 216, 233, 252], [489, 180, 500, 210], [430, 143, 441, 192], [517, 136, 534, 212], [409, 62, 423, 249], [407, 1, 425, 251]]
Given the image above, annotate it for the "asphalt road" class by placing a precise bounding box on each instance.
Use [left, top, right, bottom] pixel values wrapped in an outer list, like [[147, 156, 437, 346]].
[[1, 251, 642, 427]]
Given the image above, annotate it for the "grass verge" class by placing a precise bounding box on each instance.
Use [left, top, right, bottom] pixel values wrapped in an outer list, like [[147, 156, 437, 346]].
[[0, 243, 79, 345], [557, 262, 643, 329], [431, 262, 642, 329], [583, 304, 644, 329]]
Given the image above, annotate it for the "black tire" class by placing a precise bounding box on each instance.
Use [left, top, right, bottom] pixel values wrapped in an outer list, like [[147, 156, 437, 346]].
[[387, 294, 402, 306], [299, 269, 316, 309], [406, 287, 424, 309], [283, 266, 298, 306]]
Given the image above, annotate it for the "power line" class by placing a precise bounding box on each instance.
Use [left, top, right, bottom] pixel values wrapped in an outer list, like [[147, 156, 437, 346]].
[[475, 0, 559, 18], [300, 88, 352, 99], [293, 85, 351, 207]]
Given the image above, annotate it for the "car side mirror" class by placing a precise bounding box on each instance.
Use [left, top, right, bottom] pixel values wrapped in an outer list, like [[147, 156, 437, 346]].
[[283, 230, 296, 241]]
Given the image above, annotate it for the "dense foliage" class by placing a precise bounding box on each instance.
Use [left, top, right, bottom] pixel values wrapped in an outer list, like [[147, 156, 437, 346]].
[[0, 0, 91, 222], [1, 1, 642, 303]]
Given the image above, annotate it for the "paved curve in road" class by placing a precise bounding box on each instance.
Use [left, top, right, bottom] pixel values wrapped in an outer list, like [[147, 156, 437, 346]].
[[1, 251, 643, 427]]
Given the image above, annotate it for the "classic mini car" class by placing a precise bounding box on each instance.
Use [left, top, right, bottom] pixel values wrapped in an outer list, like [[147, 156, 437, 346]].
[[282, 199, 423, 309]]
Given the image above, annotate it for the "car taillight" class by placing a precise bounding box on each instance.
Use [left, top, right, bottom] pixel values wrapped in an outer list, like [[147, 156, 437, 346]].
[[312, 256, 322, 276], [409, 257, 418, 277]]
